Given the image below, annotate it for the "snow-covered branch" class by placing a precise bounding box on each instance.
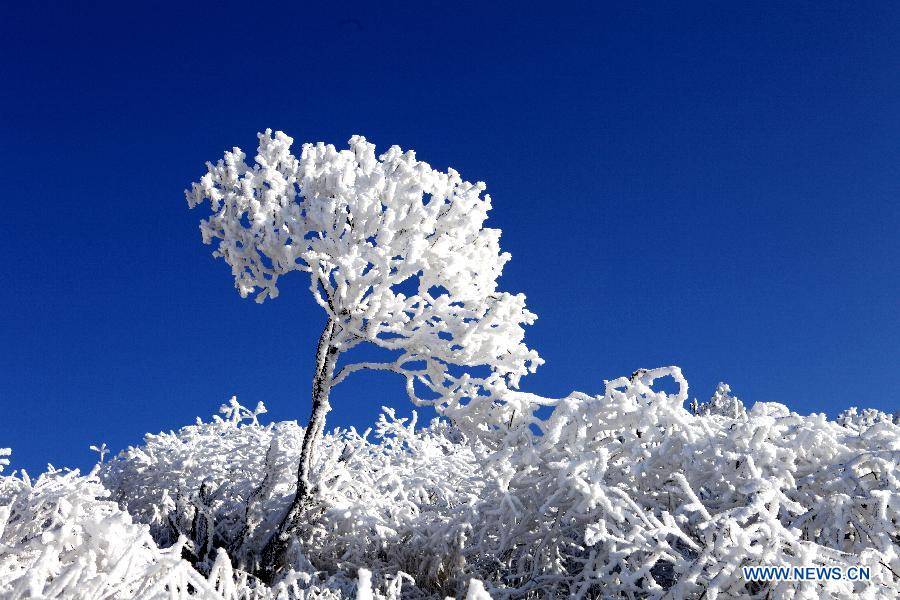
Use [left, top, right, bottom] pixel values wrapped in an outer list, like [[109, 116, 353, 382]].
[[331, 361, 405, 387]]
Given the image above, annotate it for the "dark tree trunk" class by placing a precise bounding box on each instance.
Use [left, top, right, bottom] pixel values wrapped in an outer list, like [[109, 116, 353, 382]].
[[260, 318, 339, 582], [190, 479, 215, 571]]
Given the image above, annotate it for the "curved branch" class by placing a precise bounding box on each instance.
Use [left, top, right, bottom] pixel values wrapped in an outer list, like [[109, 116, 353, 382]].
[[331, 361, 404, 387]]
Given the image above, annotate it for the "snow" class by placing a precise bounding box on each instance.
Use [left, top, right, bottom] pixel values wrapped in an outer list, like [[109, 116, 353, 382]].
[[2, 373, 897, 598]]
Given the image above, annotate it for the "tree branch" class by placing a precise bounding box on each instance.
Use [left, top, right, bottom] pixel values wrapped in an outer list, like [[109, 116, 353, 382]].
[[331, 361, 403, 387]]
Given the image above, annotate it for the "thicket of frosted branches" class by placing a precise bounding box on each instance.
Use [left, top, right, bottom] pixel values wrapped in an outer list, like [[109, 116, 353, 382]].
[[2, 370, 897, 599]]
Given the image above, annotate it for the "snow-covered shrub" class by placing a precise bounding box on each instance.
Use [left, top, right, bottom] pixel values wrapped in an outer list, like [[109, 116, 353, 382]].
[[4, 371, 899, 598], [102, 398, 279, 565], [837, 407, 900, 430], [473, 368, 899, 599], [0, 464, 427, 599], [690, 382, 747, 419], [0, 466, 222, 599], [0, 440, 433, 599], [102, 400, 486, 596]]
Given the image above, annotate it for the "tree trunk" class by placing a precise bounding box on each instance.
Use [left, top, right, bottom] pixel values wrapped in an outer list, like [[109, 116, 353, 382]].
[[260, 318, 339, 582]]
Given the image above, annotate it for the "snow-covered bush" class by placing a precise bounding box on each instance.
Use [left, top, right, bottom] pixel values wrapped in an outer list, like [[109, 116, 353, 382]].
[[473, 368, 899, 598], [837, 407, 900, 430], [0, 466, 220, 599], [2, 373, 898, 598], [690, 382, 747, 419], [89, 373, 900, 599], [2, 421, 459, 599], [101, 399, 486, 596], [0, 464, 431, 599]]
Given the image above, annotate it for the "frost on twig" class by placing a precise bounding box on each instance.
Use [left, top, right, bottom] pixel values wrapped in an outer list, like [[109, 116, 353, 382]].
[[89, 443, 109, 463]]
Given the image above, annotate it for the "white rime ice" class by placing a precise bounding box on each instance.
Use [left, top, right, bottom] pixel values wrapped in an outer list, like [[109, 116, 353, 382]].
[[1, 133, 898, 599], [2, 373, 897, 599], [186, 131, 541, 424]]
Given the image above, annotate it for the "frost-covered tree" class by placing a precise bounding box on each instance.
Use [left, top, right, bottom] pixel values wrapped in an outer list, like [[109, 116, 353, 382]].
[[186, 131, 542, 576]]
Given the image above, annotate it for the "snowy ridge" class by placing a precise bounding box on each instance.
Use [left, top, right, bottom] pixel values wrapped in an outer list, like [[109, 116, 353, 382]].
[[2, 368, 897, 599]]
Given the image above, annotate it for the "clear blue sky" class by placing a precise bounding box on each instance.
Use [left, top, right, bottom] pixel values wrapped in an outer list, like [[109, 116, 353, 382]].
[[1, 2, 897, 475]]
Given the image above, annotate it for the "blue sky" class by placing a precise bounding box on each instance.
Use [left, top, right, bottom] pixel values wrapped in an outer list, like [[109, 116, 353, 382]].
[[1, 2, 897, 475]]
